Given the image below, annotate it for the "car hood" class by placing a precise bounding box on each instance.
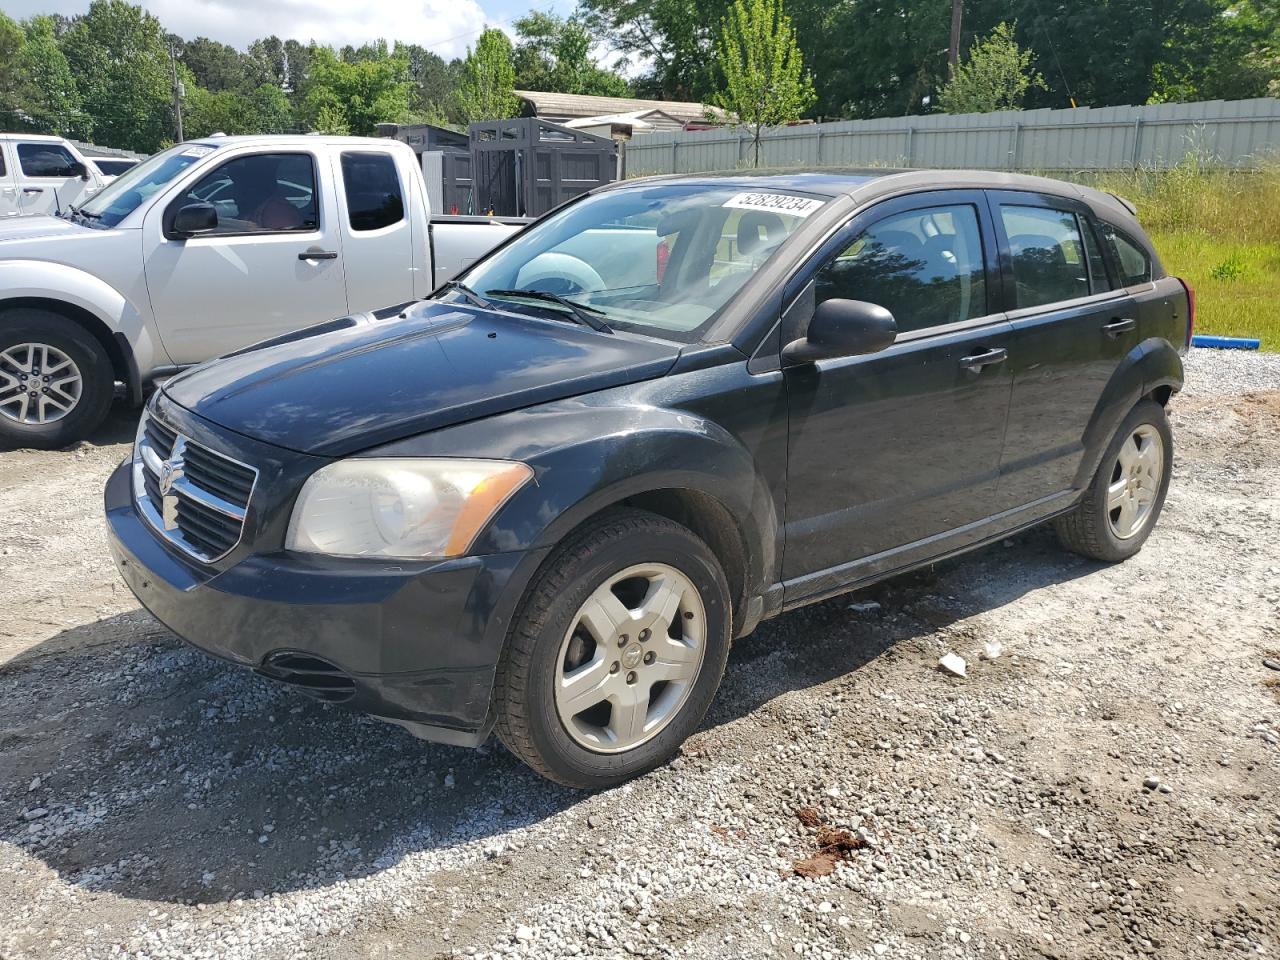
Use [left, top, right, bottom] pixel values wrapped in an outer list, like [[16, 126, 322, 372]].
[[0, 215, 100, 244], [162, 302, 682, 457]]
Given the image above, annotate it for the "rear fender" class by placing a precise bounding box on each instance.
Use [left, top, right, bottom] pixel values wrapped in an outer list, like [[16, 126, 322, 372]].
[[1073, 337, 1184, 489]]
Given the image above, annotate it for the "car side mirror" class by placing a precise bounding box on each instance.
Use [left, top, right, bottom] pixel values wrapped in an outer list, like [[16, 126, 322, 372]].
[[171, 203, 219, 237], [782, 298, 897, 364], [69, 161, 89, 181]]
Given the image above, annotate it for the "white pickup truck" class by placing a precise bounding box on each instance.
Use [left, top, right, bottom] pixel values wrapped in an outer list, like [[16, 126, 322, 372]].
[[0, 135, 525, 447]]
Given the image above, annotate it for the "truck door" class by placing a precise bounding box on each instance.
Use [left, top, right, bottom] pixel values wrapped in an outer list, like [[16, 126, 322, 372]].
[[142, 148, 349, 364], [14, 140, 90, 216], [332, 148, 415, 311], [0, 144, 18, 218]]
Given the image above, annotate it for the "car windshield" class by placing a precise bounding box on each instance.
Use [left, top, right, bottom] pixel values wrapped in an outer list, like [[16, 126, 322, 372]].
[[78, 143, 219, 227], [458, 183, 827, 342]]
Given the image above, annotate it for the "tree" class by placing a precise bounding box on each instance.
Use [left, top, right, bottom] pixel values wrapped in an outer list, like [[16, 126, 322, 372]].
[[300, 45, 412, 135], [938, 21, 1045, 113], [0, 12, 23, 103], [455, 28, 519, 122], [513, 13, 632, 97], [179, 36, 265, 94], [61, 0, 172, 152], [578, 0, 726, 100], [11, 16, 88, 137], [715, 0, 815, 166]]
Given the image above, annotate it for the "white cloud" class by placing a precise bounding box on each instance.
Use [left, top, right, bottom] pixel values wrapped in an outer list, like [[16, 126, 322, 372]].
[[4, 0, 496, 58]]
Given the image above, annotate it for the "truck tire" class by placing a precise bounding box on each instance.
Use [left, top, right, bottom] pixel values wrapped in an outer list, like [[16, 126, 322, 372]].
[[493, 508, 732, 789], [0, 309, 116, 450], [1054, 399, 1173, 563]]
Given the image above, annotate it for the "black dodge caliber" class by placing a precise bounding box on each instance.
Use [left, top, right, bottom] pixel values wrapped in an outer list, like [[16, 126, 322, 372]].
[[106, 169, 1191, 788]]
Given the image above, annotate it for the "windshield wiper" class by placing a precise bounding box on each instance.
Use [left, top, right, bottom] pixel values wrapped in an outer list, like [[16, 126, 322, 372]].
[[485, 289, 613, 333], [435, 280, 491, 308]]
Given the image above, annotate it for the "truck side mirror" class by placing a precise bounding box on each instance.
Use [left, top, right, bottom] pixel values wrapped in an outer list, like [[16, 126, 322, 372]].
[[69, 161, 90, 181], [171, 203, 219, 238], [782, 298, 897, 364]]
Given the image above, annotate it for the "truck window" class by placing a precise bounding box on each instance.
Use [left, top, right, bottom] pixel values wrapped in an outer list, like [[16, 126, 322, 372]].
[[178, 153, 318, 235], [1000, 205, 1091, 308], [816, 204, 988, 334], [1101, 224, 1152, 286], [341, 152, 404, 231], [17, 143, 78, 178]]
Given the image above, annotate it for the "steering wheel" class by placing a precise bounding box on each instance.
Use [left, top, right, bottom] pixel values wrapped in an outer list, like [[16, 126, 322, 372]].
[[515, 253, 604, 296]]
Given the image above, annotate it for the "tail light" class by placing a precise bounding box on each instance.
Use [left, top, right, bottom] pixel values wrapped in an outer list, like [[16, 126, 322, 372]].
[[1178, 278, 1195, 347], [656, 238, 670, 282]]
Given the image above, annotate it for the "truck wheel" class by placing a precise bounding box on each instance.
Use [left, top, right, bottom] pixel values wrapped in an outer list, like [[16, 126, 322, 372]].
[[0, 309, 115, 450], [1054, 399, 1173, 563], [493, 508, 731, 789]]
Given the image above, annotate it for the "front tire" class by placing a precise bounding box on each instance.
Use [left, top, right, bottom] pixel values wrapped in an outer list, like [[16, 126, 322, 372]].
[[1054, 399, 1173, 562], [493, 509, 732, 789], [0, 309, 115, 449]]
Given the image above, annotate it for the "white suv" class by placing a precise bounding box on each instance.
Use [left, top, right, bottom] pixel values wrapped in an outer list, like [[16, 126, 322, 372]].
[[0, 133, 106, 218]]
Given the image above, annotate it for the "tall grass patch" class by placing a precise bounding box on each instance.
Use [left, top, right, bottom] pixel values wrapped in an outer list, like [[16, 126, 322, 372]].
[[1082, 160, 1280, 351]]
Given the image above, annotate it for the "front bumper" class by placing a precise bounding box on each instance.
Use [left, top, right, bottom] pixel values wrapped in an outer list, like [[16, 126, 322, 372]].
[[105, 458, 549, 746]]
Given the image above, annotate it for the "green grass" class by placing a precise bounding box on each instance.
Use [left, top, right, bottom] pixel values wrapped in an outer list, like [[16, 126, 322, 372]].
[[1083, 161, 1280, 351]]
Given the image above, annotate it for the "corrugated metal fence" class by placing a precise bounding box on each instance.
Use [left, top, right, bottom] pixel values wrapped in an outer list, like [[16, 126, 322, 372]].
[[624, 98, 1280, 176]]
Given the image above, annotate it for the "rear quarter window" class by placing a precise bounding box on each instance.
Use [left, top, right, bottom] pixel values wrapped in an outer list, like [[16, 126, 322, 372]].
[[1102, 224, 1152, 286]]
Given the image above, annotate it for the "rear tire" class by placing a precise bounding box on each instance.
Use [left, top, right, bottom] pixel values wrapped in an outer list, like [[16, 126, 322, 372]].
[[1054, 399, 1173, 562], [493, 508, 731, 789], [0, 309, 115, 450]]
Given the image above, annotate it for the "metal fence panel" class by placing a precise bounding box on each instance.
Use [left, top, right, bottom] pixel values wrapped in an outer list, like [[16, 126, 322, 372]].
[[624, 98, 1280, 176]]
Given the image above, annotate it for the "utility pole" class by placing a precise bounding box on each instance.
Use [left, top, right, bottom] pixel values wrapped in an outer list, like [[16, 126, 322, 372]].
[[948, 0, 963, 76], [169, 44, 184, 143]]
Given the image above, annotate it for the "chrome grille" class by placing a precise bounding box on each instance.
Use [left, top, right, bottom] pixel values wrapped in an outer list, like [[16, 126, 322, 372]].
[[132, 411, 258, 563]]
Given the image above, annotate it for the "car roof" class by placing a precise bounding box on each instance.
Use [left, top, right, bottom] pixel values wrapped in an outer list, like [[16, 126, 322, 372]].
[[614, 166, 1143, 231], [180, 135, 411, 150]]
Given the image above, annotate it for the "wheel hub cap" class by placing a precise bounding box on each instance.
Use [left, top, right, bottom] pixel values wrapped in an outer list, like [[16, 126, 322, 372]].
[[554, 562, 706, 754], [0, 343, 83, 425]]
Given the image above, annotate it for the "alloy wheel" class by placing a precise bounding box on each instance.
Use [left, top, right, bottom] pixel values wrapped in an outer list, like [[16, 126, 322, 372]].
[[0, 343, 84, 425], [1106, 423, 1164, 540], [554, 563, 706, 753]]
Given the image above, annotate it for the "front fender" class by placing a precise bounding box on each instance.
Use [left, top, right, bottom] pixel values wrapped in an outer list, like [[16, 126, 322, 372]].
[[0, 259, 162, 378], [369, 395, 781, 612], [1073, 337, 1184, 489]]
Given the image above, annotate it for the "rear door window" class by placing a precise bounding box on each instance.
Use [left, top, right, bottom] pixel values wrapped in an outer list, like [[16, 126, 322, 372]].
[[17, 142, 79, 177], [341, 152, 405, 231], [1101, 224, 1152, 286], [999, 205, 1092, 308], [815, 203, 988, 334]]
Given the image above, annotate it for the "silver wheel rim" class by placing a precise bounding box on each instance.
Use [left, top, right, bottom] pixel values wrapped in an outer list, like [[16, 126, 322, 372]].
[[554, 562, 707, 754], [1107, 424, 1163, 540], [0, 343, 83, 425]]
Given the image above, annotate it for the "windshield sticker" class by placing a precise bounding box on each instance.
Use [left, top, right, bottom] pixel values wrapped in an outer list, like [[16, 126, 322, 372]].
[[180, 145, 216, 158], [722, 192, 824, 218]]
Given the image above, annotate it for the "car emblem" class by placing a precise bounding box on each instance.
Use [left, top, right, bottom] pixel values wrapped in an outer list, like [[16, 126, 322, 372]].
[[159, 436, 187, 530]]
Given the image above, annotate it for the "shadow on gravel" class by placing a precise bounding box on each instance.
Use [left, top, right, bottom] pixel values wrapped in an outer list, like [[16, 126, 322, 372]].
[[0, 524, 1100, 906], [0, 394, 137, 454]]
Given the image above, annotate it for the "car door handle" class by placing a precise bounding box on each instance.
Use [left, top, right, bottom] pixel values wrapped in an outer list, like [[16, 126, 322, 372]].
[[1102, 318, 1136, 337], [298, 250, 338, 261], [21, 187, 43, 195], [959, 347, 1008, 370]]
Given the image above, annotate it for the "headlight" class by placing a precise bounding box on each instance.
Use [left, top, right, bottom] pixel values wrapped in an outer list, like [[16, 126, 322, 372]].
[[285, 458, 533, 560]]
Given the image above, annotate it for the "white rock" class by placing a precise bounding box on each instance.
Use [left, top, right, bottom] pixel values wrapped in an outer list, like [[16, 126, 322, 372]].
[[981, 641, 1003, 660], [938, 653, 967, 677]]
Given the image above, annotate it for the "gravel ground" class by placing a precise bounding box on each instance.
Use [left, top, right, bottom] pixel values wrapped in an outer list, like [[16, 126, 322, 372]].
[[1, 348, 1278, 960]]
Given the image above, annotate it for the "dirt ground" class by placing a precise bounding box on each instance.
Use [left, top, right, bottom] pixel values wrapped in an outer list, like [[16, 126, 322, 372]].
[[1, 351, 1277, 960]]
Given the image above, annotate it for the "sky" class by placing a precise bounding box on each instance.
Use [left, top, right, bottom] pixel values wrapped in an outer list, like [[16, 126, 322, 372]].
[[0, 0, 578, 58]]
